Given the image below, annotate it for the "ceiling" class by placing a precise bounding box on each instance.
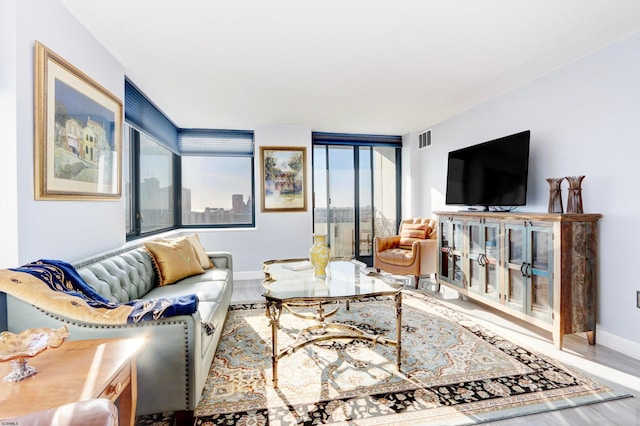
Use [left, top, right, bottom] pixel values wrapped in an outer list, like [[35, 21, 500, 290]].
[[59, 0, 640, 136]]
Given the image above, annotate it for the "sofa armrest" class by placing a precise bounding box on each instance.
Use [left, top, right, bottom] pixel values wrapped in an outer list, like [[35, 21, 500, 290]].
[[412, 238, 437, 252], [208, 251, 233, 270], [415, 239, 438, 274], [373, 236, 401, 253]]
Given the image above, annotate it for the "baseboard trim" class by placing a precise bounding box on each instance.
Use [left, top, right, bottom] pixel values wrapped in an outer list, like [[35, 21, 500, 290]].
[[233, 270, 263, 281], [597, 329, 640, 360]]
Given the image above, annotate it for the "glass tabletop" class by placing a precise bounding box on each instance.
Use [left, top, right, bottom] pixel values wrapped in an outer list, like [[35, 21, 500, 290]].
[[262, 259, 403, 301]]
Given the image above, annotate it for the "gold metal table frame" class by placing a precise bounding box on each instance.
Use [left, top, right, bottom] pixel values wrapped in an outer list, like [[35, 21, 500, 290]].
[[262, 259, 403, 387]]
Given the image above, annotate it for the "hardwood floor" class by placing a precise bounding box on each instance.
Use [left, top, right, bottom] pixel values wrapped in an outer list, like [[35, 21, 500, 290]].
[[232, 277, 640, 425]]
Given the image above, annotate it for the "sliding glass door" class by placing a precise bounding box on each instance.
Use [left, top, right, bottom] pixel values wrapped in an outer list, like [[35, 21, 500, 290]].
[[312, 136, 401, 266]]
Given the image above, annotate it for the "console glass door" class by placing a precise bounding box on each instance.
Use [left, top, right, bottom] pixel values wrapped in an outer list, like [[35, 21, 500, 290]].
[[505, 224, 526, 312], [529, 225, 553, 322], [483, 223, 500, 299]]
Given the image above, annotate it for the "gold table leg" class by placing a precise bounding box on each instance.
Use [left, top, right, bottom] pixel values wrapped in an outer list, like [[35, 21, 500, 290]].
[[395, 291, 402, 370], [265, 299, 283, 387], [265, 290, 402, 387]]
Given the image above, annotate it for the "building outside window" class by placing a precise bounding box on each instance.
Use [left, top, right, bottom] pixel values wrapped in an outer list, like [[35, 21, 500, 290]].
[[181, 155, 254, 226], [139, 132, 174, 233]]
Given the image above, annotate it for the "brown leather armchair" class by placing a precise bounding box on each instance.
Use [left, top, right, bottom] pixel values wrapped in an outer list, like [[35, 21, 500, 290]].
[[373, 218, 438, 288]]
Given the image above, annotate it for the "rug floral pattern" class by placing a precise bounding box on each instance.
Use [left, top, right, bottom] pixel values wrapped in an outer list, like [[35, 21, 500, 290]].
[[194, 292, 625, 425]]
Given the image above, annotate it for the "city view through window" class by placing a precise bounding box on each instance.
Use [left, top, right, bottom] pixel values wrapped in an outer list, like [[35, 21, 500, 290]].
[[313, 145, 399, 260], [126, 130, 400, 258], [181, 156, 253, 226]]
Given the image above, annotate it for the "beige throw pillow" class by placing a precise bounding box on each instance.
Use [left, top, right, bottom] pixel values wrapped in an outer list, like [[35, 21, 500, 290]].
[[185, 233, 215, 269], [145, 237, 205, 286]]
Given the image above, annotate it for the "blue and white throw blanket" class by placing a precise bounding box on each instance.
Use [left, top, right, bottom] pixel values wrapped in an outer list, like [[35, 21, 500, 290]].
[[1, 259, 199, 324]]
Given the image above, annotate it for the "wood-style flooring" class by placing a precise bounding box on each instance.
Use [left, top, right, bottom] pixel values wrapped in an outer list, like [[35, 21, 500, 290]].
[[232, 277, 640, 425]]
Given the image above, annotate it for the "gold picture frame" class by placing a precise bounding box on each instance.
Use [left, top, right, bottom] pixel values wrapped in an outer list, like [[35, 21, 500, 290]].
[[260, 146, 307, 212], [34, 41, 123, 200]]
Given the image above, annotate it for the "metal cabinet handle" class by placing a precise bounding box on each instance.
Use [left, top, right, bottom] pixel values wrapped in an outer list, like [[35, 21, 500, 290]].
[[477, 253, 490, 267]]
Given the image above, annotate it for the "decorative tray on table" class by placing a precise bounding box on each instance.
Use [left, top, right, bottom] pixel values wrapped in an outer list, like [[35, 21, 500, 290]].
[[0, 326, 70, 382]]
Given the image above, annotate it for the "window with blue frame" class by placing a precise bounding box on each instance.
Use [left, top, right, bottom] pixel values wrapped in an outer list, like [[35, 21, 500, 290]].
[[179, 130, 254, 227], [124, 79, 255, 239]]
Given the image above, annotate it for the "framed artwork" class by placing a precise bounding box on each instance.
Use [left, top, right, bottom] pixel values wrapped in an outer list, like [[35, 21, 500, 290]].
[[260, 146, 307, 212], [34, 41, 123, 200]]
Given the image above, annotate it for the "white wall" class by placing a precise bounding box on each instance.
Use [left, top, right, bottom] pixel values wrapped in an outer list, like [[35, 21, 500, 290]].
[[197, 125, 314, 278], [411, 31, 640, 358], [10, 0, 126, 265], [0, 0, 19, 330], [0, 0, 19, 268]]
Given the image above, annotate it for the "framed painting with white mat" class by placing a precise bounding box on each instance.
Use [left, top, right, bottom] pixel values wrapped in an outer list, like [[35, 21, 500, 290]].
[[34, 41, 123, 200]]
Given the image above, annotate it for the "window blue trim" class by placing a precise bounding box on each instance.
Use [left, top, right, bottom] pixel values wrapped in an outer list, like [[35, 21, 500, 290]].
[[179, 129, 254, 156], [312, 132, 402, 146], [124, 78, 179, 153]]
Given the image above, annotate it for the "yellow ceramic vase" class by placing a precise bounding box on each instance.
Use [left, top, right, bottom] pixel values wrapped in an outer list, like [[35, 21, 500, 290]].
[[309, 234, 330, 278]]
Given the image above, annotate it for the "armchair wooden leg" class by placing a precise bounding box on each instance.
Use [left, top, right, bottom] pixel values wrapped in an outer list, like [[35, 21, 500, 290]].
[[415, 276, 420, 289]]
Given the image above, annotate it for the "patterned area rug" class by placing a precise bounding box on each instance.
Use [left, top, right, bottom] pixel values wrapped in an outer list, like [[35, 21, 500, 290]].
[[193, 292, 628, 425]]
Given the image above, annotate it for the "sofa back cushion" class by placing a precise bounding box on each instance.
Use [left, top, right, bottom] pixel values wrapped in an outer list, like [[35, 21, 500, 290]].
[[74, 247, 157, 304]]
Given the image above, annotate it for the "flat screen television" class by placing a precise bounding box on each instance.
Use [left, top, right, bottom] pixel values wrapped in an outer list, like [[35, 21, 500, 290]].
[[445, 130, 530, 209]]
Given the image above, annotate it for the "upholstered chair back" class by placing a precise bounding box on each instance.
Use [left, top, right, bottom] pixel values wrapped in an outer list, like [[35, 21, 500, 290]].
[[397, 218, 438, 249]]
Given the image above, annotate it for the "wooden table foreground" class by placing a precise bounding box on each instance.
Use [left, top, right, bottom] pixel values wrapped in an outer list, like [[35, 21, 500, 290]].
[[0, 337, 144, 426]]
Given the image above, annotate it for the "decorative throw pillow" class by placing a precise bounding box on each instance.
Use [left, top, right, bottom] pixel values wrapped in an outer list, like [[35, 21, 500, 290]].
[[399, 223, 430, 249], [185, 233, 215, 269], [426, 223, 438, 240], [145, 237, 205, 286]]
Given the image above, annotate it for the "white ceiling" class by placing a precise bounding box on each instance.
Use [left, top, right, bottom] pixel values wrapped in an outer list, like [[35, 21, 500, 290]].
[[59, 0, 640, 136]]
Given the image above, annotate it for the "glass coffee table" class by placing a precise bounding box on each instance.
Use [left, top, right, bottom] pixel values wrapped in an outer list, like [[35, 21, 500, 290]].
[[262, 258, 404, 387]]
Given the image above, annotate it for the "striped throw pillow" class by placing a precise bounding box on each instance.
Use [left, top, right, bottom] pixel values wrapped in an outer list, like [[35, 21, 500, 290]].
[[399, 223, 430, 249]]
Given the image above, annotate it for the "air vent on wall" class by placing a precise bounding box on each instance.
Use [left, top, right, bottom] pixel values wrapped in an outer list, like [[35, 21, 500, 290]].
[[418, 129, 431, 149]]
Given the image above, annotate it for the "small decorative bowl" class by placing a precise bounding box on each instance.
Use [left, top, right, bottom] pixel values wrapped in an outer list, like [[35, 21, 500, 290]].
[[0, 326, 70, 382]]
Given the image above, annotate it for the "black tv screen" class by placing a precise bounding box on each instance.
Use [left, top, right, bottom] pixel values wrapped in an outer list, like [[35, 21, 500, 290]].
[[445, 130, 530, 208]]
